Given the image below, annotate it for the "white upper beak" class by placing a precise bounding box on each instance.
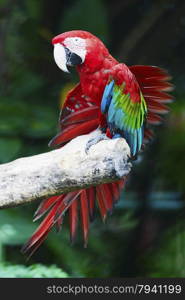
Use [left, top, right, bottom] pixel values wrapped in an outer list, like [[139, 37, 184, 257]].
[[53, 43, 69, 73]]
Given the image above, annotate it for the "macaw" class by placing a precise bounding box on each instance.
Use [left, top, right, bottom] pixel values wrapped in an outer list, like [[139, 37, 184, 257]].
[[22, 30, 173, 256]]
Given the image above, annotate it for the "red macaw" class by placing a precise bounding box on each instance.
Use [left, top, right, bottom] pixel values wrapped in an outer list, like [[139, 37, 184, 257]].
[[22, 30, 173, 256]]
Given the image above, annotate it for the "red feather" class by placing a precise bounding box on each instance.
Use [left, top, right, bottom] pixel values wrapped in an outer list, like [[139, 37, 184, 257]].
[[87, 187, 96, 221], [130, 64, 173, 144], [147, 112, 163, 125], [54, 191, 81, 222], [33, 195, 63, 221], [22, 201, 61, 255], [129, 65, 170, 78], [118, 179, 125, 191], [147, 102, 169, 114], [96, 186, 108, 221], [101, 184, 114, 213], [141, 81, 173, 91], [61, 106, 99, 127], [25, 227, 53, 259], [80, 190, 89, 247], [49, 119, 99, 147], [69, 199, 79, 243], [55, 215, 63, 232], [110, 182, 120, 203], [144, 128, 154, 142]]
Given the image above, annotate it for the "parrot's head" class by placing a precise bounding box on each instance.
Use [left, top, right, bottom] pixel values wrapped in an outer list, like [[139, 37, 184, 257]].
[[52, 30, 109, 73]]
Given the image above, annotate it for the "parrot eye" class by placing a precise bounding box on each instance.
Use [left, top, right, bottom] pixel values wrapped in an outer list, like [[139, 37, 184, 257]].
[[73, 38, 82, 46], [64, 37, 86, 49], [62, 37, 86, 65]]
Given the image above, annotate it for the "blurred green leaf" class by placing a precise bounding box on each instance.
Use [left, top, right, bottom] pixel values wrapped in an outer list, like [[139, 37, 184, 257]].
[[143, 223, 185, 277], [0, 98, 29, 134], [24, 106, 57, 138], [60, 0, 109, 43], [0, 137, 22, 163], [25, 0, 42, 20], [0, 210, 36, 246], [0, 263, 69, 278]]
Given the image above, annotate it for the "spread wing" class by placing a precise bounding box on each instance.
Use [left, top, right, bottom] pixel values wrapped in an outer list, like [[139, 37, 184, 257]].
[[101, 79, 147, 156]]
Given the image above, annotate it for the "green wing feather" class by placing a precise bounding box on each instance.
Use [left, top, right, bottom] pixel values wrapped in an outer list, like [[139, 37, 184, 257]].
[[101, 81, 147, 156]]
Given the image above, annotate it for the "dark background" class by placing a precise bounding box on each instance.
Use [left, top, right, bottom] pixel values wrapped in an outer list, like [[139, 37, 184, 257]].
[[0, 0, 185, 277]]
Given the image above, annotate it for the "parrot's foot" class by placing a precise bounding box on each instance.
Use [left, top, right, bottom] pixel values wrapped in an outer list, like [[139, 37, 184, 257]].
[[85, 133, 110, 153]]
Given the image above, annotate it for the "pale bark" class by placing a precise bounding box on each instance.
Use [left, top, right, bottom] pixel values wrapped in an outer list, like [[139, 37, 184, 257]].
[[0, 130, 131, 209]]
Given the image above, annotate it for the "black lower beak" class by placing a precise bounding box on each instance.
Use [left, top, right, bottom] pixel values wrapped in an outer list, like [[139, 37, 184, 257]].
[[65, 47, 82, 67]]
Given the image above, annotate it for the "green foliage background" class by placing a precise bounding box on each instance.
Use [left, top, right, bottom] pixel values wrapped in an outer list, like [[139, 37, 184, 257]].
[[0, 0, 185, 277]]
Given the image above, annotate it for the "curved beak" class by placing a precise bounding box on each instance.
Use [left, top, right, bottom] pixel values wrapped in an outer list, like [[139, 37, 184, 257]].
[[53, 43, 69, 73], [53, 43, 83, 73]]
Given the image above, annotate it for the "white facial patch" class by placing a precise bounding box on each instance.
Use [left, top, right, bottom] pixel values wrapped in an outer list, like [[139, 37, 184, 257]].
[[53, 43, 69, 73], [63, 37, 86, 63]]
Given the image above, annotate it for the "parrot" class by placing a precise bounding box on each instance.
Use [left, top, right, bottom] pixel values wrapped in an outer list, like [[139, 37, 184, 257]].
[[22, 30, 173, 257]]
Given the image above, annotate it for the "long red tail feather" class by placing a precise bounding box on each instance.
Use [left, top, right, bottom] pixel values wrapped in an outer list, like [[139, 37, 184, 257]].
[[69, 199, 79, 244], [80, 190, 89, 247], [87, 187, 96, 221]]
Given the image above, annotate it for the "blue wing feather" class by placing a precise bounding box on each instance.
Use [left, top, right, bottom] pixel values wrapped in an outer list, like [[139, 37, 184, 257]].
[[101, 80, 114, 114], [101, 80, 145, 156]]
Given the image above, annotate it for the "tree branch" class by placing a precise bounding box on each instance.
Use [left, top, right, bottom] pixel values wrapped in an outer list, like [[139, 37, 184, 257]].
[[0, 130, 131, 209]]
